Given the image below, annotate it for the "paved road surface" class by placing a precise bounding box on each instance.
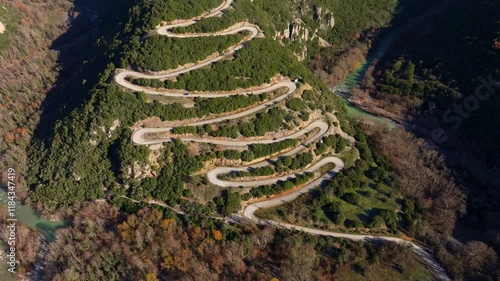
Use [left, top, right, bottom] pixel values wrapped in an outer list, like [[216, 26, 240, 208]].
[[132, 117, 324, 146], [209, 156, 342, 188]]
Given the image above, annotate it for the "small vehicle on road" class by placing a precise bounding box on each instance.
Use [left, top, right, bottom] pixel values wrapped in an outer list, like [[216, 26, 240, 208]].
[[183, 92, 189, 96]]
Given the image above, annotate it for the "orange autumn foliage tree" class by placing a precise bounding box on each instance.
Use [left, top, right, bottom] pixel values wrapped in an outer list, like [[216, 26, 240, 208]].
[[144, 273, 159, 281], [161, 218, 175, 230], [212, 229, 223, 241], [161, 249, 191, 272]]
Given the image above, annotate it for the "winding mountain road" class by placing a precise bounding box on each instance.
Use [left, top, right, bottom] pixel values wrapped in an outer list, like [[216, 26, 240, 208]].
[[115, 0, 261, 98], [130, 81, 301, 145], [209, 156, 343, 188], [114, 1, 451, 280], [132, 117, 325, 146]]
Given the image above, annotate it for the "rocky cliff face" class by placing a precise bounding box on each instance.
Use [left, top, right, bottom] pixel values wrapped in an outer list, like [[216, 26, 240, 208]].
[[274, 3, 335, 60]]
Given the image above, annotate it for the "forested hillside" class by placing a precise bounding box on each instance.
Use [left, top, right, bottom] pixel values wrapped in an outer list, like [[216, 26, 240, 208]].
[[361, 0, 500, 231], [2, 0, 471, 280], [170, 0, 397, 48], [1, 0, 74, 199], [29, 0, 375, 210], [342, 0, 500, 280], [0, 0, 118, 278], [42, 203, 431, 280]]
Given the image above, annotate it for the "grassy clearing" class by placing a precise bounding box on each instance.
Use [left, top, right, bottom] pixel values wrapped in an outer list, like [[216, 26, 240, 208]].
[[330, 182, 399, 222], [334, 259, 431, 281], [338, 147, 358, 168], [187, 175, 226, 203], [256, 175, 401, 234], [0, 4, 19, 49]]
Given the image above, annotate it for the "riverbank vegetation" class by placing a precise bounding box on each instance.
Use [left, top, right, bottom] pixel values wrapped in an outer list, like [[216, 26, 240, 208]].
[[348, 1, 500, 279], [0, 207, 44, 276]]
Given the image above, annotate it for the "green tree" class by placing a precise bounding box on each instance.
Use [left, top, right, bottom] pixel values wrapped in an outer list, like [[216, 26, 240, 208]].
[[216, 190, 242, 215], [342, 192, 361, 205]]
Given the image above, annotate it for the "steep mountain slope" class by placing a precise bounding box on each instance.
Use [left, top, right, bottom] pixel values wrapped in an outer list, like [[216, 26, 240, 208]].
[[1, 0, 451, 279]]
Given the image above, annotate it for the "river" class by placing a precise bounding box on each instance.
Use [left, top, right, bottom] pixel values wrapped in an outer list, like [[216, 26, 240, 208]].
[[330, 25, 398, 125], [331, 0, 450, 125], [0, 188, 69, 280]]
